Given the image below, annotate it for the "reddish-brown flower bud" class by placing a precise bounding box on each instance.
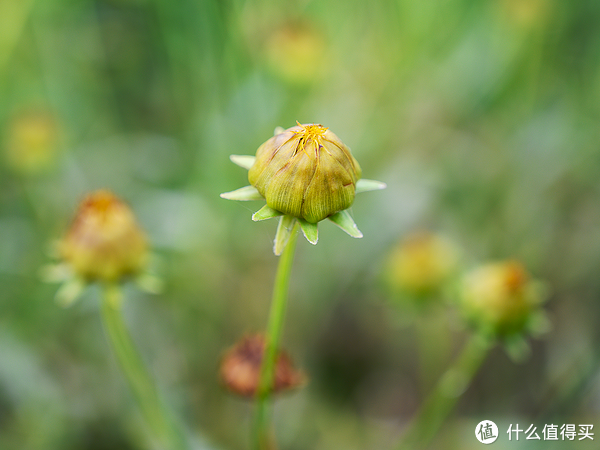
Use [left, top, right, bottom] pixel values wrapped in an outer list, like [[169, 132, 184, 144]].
[[219, 335, 305, 397]]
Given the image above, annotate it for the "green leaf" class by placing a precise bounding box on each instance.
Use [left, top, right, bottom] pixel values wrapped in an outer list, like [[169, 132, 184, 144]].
[[229, 155, 255, 170], [298, 219, 318, 245], [328, 210, 363, 238], [220, 186, 263, 201], [252, 205, 283, 221], [274, 215, 297, 256], [355, 179, 387, 193]]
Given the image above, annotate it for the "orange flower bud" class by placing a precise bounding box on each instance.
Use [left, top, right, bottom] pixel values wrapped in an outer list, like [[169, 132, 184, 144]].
[[59, 190, 148, 283]]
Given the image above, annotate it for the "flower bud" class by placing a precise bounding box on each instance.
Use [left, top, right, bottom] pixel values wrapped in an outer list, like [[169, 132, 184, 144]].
[[386, 232, 460, 298], [264, 21, 327, 85], [248, 123, 362, 223], [458, 261, 545, 336], [219, 334, 305, 397], [4, 110, 59, 174], [59, 190, 148, 283]]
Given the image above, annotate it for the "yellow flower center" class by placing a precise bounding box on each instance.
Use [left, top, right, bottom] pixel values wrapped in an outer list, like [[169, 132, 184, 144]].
[[292, 122, 328, 154]]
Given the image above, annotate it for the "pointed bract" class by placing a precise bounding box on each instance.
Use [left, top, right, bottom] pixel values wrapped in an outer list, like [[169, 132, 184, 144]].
[[135, 273, 164, 294], [253, 205, 284, 221], [356, 179, 387, 194], [220, 186, 264, 201], [274, 215, 297, 256], [230, 155, 256, 170], [298, 219, 318, 245], [328, 210, 363, 238], [55, 278, 86, 307]]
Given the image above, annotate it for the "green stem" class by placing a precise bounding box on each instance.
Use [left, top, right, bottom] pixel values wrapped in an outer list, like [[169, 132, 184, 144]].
[[101, 284, 188, 450], [415, 311, 450, 396], [253, 222, 301, 450], [396, 333, 492, 450]]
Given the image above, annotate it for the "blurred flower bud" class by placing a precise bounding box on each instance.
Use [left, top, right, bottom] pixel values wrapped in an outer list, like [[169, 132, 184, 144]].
[[4, 110, 59, 174], [248, 123, 362, 223], [458, 261, 547, 336], [59, 190, 148, 283], [264, 21, 327, 85], [219, 334, 305, 397], [386, 232, 460, 299], [499, 0, 551, 28]]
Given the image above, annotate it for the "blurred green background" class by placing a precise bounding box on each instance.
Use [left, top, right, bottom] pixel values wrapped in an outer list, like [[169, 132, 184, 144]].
[[1, 0, 600, 449]]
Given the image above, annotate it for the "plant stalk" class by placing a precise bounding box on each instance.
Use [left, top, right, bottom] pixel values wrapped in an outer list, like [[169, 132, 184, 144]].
[[253, 222, 300, 450], [101, 284, 187, 450], [396, 333, 492, 450]]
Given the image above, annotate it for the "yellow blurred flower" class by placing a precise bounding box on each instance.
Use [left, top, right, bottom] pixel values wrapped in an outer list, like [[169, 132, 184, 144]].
[[458, 260, 547, 336], [264, 21, 327, 85], [499, 0, 551, 29], [59, 190, 148, 283], [4, 110, 60, 174], [386, 232, 460, 298]]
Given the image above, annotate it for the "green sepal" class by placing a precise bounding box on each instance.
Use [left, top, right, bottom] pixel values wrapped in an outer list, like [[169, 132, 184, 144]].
[[220, 186, 263, 201], [526, 311, 552, 337], [355, 179, 387, 194], [40, 263, 71, 283], [298, 218, 318, 245], [135, 273, 164, 294], [229, 155, 256, 170], [55, 277, 86, 307], [503, 334, 530, 363], [274, 215, 297, 256], [328, 210, 363, 238], [252, 205, 283, 221]]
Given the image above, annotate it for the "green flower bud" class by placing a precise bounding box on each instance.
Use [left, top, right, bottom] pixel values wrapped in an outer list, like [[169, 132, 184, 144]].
[[248, 123, 362, 223]]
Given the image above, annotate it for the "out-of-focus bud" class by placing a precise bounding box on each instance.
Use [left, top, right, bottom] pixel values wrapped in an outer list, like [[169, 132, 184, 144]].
[[219, 334, 305, 397], [458, 261, 547, 336], [59, 190, 148, 283], [248, 123, 362, 223], [264, 21, 327, 85], [499, 0, 551, 29], [4, 110, 59, 174], [386, 232, 460, 299]]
